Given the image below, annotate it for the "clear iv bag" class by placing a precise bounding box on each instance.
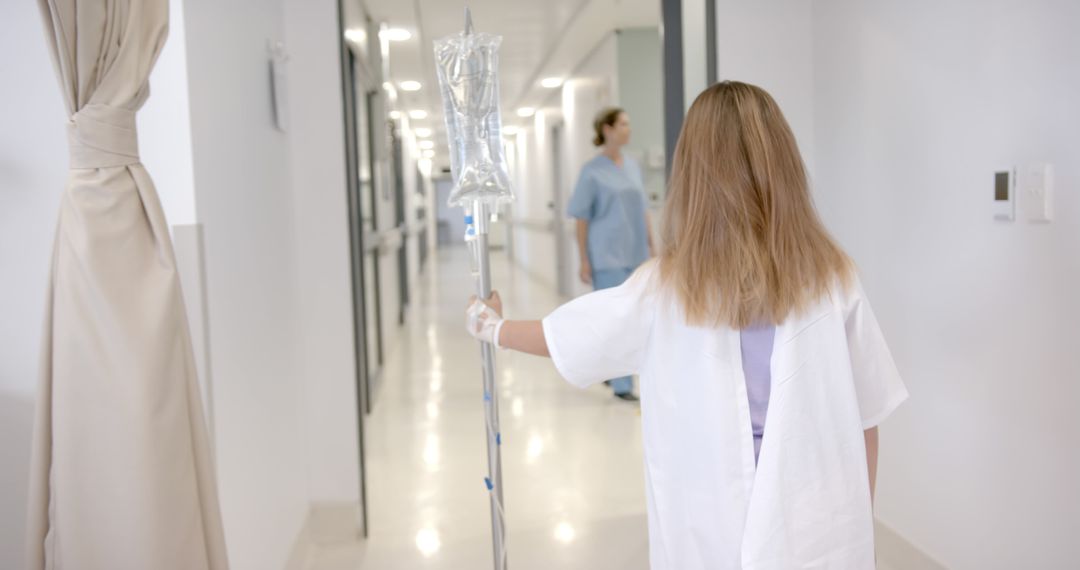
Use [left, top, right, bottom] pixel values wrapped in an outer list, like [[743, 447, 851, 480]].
[[433, 30, 514, 207]]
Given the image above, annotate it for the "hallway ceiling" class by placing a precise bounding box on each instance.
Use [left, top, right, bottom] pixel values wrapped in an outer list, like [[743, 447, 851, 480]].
[[354, 0, 660, 168]]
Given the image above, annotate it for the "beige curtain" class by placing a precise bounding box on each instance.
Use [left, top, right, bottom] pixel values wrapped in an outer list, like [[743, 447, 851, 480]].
[[26, 1, 228, 568]]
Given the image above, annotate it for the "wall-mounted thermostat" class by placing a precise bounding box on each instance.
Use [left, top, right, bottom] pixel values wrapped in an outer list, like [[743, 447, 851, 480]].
[[993, 168, 1015, 221]]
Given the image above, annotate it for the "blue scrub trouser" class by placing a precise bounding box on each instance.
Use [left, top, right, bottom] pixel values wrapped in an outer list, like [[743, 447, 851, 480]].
[[592, 267, 636, 395]]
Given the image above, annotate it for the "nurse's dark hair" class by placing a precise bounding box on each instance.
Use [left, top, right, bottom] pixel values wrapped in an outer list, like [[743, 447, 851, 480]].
[[659, 81, 854, 328], [592, 107, 625, 146]]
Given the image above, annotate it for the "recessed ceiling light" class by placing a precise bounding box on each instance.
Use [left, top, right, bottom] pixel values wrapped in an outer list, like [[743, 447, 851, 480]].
[[422, 149, 436, 158], [540, 77, 563, 88], [516, 107, 536, 118], [409, 110, 429, 120], [399, 80, 422, 92], [503, 126, 520, 136], [379, 28, 412, 42], [389, 110, 402, 119], [419, 140, 435, 150], [414, 127, 433, 137]]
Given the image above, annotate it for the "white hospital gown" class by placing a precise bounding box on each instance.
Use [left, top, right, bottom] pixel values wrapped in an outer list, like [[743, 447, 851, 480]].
[[541, 262, 908, 569]]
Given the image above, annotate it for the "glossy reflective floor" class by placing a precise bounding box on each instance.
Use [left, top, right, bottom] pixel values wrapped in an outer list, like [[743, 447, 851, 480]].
[[309, 246, 650, 569]]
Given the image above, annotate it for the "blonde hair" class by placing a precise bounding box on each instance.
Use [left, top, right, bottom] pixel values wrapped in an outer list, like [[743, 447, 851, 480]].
[[592, 107, 624, 146], [659, 81, 853, 328]]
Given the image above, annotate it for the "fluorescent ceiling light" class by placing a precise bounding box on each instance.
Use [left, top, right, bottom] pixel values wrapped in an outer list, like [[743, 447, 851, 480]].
[[540, 77, 563, 88], [409, 110, 429, 120], [389, 110, 402, 119], [502, 126, 519, 136], [414, 127, 433, 137], [399, 80, 422, 92], [422, 149, 436, 158], [516, 107, 536, 118], [419, 140, 435, 150], [379, 28, 412, 42]]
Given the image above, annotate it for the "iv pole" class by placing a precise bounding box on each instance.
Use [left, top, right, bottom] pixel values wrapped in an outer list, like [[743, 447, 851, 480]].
[[474, 196, 507, 570], [462, 8, 508, 569]]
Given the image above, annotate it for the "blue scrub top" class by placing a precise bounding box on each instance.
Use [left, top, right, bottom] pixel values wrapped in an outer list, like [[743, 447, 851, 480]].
[[567, 154, 650, 271]]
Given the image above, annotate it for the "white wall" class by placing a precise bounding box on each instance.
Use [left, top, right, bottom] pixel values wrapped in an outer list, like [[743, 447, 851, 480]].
[[401, 118, 426, 306], [140, 0, 216, 428], [507, 32, 623, 297], [717, 1, 1080, 567], [681, 0, 708, 112], [181, 0, 310, 567], [616, 28, 665, 205], [0, 5, 65, 568], [140, 0, 199, 228], [559, 35, 620, 298], [283, 0, 362, 509], [814, 2, 1080, 567], [372, 113, 403, 360], [511, 109, 559, 289], [405, 136, 422, 286], [559, 34, 620, 190], [714, 0, 815, 173]]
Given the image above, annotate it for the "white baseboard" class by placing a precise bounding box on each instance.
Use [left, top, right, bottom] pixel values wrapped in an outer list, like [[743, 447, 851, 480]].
[[285, 501, 363, 570], [307, 501, 363, 545], [876, 519, 949, 570], [284, 512, 314, 570]]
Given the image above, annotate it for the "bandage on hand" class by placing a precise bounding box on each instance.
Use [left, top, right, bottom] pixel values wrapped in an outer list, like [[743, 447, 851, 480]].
[[466, 298, 505, 348]]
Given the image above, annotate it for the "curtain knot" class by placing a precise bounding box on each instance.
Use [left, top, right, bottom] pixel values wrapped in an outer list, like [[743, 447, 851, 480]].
[[67, 104, 140, 169]]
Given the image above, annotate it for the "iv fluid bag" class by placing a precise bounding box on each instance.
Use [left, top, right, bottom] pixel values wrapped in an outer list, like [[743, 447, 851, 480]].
[[434, 30, 514, 207]]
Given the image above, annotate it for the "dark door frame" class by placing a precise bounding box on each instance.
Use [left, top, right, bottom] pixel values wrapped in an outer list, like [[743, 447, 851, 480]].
[[366, 90, 386, 375], [335, 2, 378, 538], [662, 0, 717, 176], [390, 127, 409, 325], [661, 0, 685, 179]]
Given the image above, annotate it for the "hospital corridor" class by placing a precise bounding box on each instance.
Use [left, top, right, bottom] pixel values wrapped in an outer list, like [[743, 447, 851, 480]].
[[1, 0, 1078, 569], [308, 247, 651, 569]]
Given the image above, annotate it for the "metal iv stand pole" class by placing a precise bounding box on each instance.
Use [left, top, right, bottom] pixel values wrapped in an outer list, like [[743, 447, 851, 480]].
[[462, 11, 508, 569], [471, 199, 507, 570]]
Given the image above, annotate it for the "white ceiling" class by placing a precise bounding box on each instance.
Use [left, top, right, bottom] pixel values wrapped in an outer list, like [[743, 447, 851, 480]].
[[351, 0, 660, 162]]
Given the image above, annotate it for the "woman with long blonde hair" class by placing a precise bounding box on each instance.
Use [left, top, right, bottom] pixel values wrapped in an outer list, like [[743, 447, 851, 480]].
[[466, 81, 907, 569]]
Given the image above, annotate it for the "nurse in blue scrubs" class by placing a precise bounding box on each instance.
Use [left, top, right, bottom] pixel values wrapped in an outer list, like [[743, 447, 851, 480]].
[[567, 107, 655, 401]]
